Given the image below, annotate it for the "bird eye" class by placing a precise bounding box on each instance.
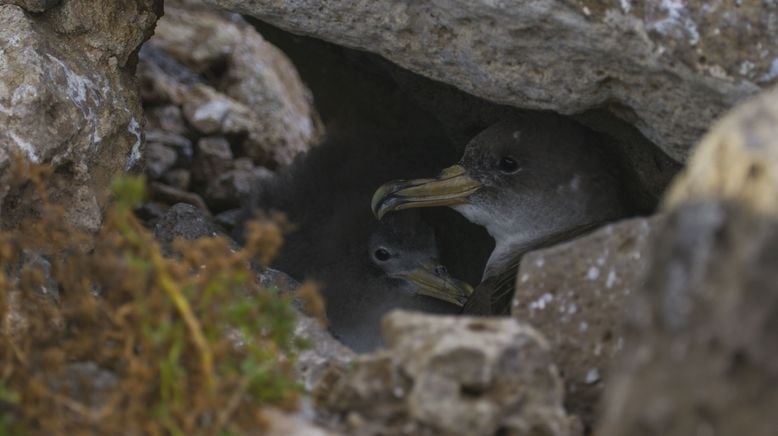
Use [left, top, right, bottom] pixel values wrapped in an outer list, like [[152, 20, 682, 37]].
[[498, 156, 520, 174], [374, 248, 391, 261]]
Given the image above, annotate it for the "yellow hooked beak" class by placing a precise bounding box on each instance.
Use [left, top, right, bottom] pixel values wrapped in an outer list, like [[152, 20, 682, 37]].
[[391, 261, 474, 307], [371, 165, 482, 219]]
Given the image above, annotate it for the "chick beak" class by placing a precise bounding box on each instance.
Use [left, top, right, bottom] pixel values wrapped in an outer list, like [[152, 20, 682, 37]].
[[391, 260, 474, 307]]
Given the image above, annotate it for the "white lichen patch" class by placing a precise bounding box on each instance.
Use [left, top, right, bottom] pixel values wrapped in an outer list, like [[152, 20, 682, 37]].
[[11, 83, 36, 105], [4, 33, 21, 49], [650, 0, 700, 45], [8, 130, 40, 162], [125, 116, 142, 170], [528, 292, 554, 311], [739, 60, 755, 76], [47, 55, 94, 107], [606, 269, 617, 288], [45, 54, 105, 149], [762, 58, 778, 82], [584, 368, 600, 384], [192, 99, 231, 124], [587, 266, 600, 280]]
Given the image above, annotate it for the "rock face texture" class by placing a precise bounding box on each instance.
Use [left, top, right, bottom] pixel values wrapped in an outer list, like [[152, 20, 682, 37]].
[[0, 0, 162, 233], [138, 0, 322, 221], [512, 215, 661, 426], [261, 408, 336, 436], [152, 203, 224, 248], [206, 0, 778, 161], [663, 86, 778, 214], [597, 86, 778, 436], [316, 310, 581, 436], [141, 0, 322, 169], [294, 310, 355, 391]]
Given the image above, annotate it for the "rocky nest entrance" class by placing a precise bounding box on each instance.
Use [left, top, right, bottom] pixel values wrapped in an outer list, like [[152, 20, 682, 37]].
[[1, 1, 777, 435]]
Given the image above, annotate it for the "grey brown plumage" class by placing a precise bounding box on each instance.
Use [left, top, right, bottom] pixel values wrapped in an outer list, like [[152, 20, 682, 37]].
[[372, 115, 629, 315]]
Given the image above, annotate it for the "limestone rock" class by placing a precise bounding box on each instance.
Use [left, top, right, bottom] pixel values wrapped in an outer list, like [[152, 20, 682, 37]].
[[152, 203, 223, 248], [0, 0, 162, 233], [2, 0, 60, 13], [316, 310, 581, 436], [664, 86, 778, 214], [207, 0, 778, 161], [143, 0, 323, 167], [247, 264, 356, 392], [191, 136, 233, 185], [513, 215, 661, 427], [213, 207, 242, 232], [144, 130, 194, 172], [149, 182, 209, 212], [204, 166, 270, 212], [181, 85, 249, 136], [2, 251, 63, 340], [134, 201, 168, 227], [260, 408, 335, 436], [160, 168, 191, 191], [144, 142, 178, 179], [294, 310, 354, 392], [597, 87, 778, 436], [0, 247, 65, 353], [137, 44, 200, 104], [145, 105, 188, 136]]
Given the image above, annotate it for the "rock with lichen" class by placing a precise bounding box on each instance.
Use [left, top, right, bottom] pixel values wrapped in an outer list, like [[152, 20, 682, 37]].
[[0, 0, 162, 234], [138, 0, 324, 218], [140, 0, 323, 168], [512, 215, 661, 427], [316, 310, 581, 436], [203, 0, 778, 162], [597, 86, 778, 436]]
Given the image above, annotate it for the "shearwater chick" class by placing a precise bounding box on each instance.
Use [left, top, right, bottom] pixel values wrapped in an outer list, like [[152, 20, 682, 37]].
[[238, 134, 472, 351], [310, 210, 470, 352], [371, 115, 628, 315]]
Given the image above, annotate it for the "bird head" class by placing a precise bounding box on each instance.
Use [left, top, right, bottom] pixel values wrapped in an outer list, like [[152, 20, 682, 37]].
[[371, 117, 625, 267], [323, 211, 472, 353], [366, 212, 473, 307]]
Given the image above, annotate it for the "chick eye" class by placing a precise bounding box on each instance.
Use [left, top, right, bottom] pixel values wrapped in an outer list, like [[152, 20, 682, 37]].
[[498, 156, 520, 174], [374, 248, 391, 261]]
